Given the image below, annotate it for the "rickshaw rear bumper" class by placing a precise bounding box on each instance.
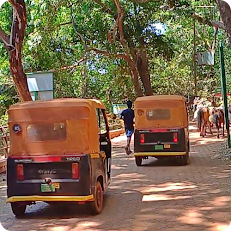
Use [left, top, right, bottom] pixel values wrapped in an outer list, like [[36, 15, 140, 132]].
[[134, 152, 187, 157], [7, 194, 94, 203]]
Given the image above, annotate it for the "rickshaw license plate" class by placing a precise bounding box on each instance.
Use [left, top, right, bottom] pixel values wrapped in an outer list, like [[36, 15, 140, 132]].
[[155, 145, 163, 150], [41, 184, 56, 192]]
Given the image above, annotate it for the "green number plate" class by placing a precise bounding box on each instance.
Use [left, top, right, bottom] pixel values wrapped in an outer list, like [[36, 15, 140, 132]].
[[41, 184, 55, 192], [155, 145, 164, 150]]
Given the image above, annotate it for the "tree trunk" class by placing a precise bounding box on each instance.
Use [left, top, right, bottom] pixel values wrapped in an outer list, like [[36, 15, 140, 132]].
[[136, 49, 153, 96], [217, 0, 231, 43], [135, 37, 153, 96], [10, 49, 32, 101], [126, 56, 143, 97], [0, 0, 31, 101], [81, 65, 88, 98]]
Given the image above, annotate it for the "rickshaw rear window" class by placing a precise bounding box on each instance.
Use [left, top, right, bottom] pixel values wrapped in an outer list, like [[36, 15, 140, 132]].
[[146, 109, 171, 120], [27, 122, 66, 141]]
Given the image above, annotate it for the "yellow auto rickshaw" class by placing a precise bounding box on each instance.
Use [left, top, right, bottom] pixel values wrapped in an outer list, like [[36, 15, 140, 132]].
[[7, 98, 111, 216], [134, 95, 189, 166]]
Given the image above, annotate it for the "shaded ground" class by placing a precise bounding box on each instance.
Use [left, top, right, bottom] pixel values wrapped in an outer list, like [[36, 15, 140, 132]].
[[1, 127, 231, 231]]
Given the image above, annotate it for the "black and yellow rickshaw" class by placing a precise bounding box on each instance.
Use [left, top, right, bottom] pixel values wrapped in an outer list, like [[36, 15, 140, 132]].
[[7, 98, 111, 216], [134, 95, 189, 166]]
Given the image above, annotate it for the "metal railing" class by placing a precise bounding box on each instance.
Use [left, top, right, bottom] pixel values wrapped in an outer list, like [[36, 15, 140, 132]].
[[0, 125, 9, 158]]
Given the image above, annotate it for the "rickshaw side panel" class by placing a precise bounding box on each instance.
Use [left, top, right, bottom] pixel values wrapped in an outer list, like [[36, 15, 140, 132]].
[[90, 154, 106, 193]]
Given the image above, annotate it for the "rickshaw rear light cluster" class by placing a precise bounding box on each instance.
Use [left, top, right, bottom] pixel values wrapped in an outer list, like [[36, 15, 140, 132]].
[[140, 134, 145, 144], [17, 164, 24, 181], [72, 163, 79, 179], [173, 133, 178, 143]]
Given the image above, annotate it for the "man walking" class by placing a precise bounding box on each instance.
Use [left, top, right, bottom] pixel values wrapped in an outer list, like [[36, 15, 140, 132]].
[[121, 100, 134, 155]]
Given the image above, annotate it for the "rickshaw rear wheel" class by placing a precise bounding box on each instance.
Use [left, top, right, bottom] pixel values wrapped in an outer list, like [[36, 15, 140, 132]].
[[181, 152, 189, 165], [89, 181, 103, 215], [11, 203, 26, 217], [135, 157, 142, 166]]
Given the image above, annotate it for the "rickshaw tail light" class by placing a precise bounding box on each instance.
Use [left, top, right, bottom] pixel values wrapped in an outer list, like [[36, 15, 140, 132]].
[[173, 133, 178, 143], [72, 163, 79, 179], [140, 134, 145, 143], [17, 164, 24, 181]]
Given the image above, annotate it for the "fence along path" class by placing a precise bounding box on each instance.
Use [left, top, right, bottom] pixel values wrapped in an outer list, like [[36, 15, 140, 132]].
[[0, 125, 9, 173]]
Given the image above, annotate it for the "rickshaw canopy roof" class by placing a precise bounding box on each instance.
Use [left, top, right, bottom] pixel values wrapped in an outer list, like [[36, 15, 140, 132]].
[[135, 95, 186, 104], [9, 98, 105, 111], [8, 98, 105, 156], [134, 95, 188, 129]]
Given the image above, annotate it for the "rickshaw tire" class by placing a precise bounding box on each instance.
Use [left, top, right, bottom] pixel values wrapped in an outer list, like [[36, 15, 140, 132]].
[[89, 181, 103, 215], [11, 203, 26, 217], [181, 152, 190, 165], [135, 157, 142, 166]]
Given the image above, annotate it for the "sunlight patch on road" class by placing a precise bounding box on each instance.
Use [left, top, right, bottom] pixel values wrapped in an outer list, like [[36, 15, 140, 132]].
[[142, 194, 191, 202], [111, 164, 127, 170], [141, 182, 197, 193], [73, 221, 102, 231], [209, 196, 231, 207], [178, 209, 203, 225], [114, 173, 145, 179], [189, 125, 198, 130], [111, 135, 127, 143], [199, 206, 214, 211], [51, 226, 69, 231], [209, 222, 231, 231]]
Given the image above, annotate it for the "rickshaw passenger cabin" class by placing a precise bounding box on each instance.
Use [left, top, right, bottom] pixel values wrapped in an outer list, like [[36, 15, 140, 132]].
[[7, 98, 111, 216], [134, 95, 189, 166]]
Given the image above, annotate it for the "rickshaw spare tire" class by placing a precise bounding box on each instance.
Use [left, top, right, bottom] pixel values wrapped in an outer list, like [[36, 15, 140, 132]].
[[89, 181, 103, 215], [11, 203, 26, 217], [135, 157, 142, 166]]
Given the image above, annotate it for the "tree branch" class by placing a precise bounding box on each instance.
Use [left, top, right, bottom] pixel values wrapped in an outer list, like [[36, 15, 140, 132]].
[[92, 0, 114, 15], [113, 0, 126, 46], [130, 0, 154, 3], [212, 27, 218, 51], [49, 58, 86, 72], [193, 12, 225, 30], [195, 28, 211, 50], [87, 48, 113, 57], [0, 26, 11, 50], [59, 21, 72, 26], [8, 0, 19, 7], [87, 48, 130, 61]]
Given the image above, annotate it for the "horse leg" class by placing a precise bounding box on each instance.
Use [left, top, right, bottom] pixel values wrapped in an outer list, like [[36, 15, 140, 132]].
[[222, 121, 225, 136], [208, 121, 212, 134], [204, 123, 207, 136], [202, 121, 206, 137], [216, 122, 220, 139]]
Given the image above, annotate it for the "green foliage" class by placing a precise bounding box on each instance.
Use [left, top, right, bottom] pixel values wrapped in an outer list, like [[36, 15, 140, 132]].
[[0, 0, 231, 116], [0, 74, 19, 121]]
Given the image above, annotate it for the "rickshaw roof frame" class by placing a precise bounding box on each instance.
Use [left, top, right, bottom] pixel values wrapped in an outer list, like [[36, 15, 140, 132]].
[[9, 98, 105, 111], [135, 95, 186, 103]]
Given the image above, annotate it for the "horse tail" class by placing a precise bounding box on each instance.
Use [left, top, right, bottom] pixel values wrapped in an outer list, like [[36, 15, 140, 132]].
[[214, 114, 219, 129]]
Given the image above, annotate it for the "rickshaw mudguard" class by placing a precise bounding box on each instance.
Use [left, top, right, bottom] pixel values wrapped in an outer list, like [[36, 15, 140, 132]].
[[90, 152, 107, 193], [7, 154, 93, 201]]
